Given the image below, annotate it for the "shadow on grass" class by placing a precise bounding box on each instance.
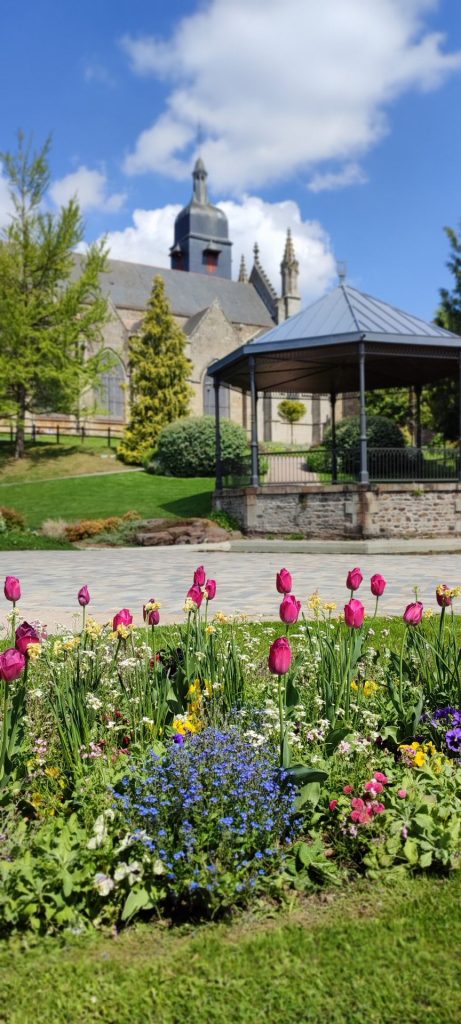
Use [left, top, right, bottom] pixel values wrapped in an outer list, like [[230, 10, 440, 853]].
[[160, 487, 214, 519]]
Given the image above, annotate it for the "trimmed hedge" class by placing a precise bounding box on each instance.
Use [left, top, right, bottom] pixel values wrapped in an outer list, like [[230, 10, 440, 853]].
[[153, 416, 249, 478]]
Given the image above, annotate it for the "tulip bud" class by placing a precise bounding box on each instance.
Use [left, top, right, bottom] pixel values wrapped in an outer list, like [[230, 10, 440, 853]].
[[193, 565, 206, 587], [346, 567, 363, 592], [436, 584, 451, 608], [187, 584, 203, 608], [15, 621, 40, 655], [276, 568, 292, 594], [205, 579, 216, 600], [344, 598, 365, 628], [0, 647, 26, 682], [77, 585, 90, 607], [4, 576, 21, 603], [403, 601, 423, 626], [112, 609, 133, 631], [268, 636, 292, 675], [143, 599, 160, 626], [370, 574, 386, 598], [279, 594, 301, 625]]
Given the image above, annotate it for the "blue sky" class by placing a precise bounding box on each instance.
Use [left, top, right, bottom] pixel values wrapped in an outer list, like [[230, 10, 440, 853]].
[[1, 0, 461, 319]]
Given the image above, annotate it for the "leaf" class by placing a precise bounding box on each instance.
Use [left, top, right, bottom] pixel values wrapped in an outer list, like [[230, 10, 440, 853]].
[[419, 851, 433, 868], [295, 781, 321, 810], [285, 677, 300, 710], [121, 887, 153, 922], [296, 842, 314, 868], [284, 765, 328, 785], [325, 727, 353, 756], [282, 734, 292, 769], [403, 838, 419, 865]]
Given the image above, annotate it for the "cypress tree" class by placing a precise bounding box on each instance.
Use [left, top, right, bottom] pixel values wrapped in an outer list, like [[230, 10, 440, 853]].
[[119, 275, 192, 464]]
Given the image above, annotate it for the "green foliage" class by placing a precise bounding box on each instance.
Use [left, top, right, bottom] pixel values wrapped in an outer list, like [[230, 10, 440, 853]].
[[427, 225, 461, 439], [118, 276, 192, 465], [367, 388, 433, 438], [0, 134, 110, 458], [324, 415, 405, 457], [278, 400, 306, 442], [154, 415, 249, 477]]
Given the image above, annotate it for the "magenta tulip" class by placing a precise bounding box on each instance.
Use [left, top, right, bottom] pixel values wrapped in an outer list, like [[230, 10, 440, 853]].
[[15, 621, 40, 655], [4, 576, 21, 603], [276, 568, 292, 594], [279, 594, 301, 625], [143, 599, 160, 626], [403, 601, 423, 626], [436, 584, 451, 608], [193, 565, 206, 587], [187, 584, 204, 608], [370, 574, 386, 598], [112, 608, 133, 631], [78, 585, 90, 607], [344, 598, 365, 629], [268, 636, 293, 675], [205, 579, 216, 600], [346, 567, 363, 592], [0, 648, 26, 683]]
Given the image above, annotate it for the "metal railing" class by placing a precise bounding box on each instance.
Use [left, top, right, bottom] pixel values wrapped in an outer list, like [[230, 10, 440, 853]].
[[223, 446, 460, 487]]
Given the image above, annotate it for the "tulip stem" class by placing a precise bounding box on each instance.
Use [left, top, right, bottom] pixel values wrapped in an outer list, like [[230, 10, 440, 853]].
[[373, 596, 379, 620], [399, 629, 406, 711], [277, 673, 285, 766]]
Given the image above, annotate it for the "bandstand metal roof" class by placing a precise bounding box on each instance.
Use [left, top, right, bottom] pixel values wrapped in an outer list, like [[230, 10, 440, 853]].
[[207, 284, 461, 393]]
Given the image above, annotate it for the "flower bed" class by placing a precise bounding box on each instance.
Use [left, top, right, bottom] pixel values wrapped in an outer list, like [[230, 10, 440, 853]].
[[0, 566, 460, 935]]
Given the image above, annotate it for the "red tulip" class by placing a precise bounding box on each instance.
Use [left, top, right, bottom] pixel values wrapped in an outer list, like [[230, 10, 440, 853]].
[[143, 598, 160, 626], [370, 574, 386, 598], [344, 598, 365, 628], [187, 584, 203, 608], [112, 609, 133, 631], [4, 576, 21, 603], [436, 584, 451, 608], [346, 567, 363, 592], [205, 579, 216, 600], [276, 568, 292, 594], [78, 585, 90, 607], [15, 621, 40, 655], [193, 565, 206, 587], [403, 602, 423, 626], [279, 594, 301, 624], [0, 648, 26, 682], [268, 636, 292, 675]]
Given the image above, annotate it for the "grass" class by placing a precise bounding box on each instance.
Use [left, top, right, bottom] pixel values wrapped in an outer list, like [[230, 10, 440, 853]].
[[0, 439, 127, 484], [0, 530, 73, 550], [0, 873, 459, 1023], [0, 472, 215, 530]]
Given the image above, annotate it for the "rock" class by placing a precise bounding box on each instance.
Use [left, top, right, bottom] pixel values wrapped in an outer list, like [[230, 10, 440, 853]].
[[132, 518, 230, 546]]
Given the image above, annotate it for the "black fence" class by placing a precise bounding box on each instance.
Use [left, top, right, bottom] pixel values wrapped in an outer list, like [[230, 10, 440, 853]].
[[0, 422, 124, 447], [223, 447, 460, 487]]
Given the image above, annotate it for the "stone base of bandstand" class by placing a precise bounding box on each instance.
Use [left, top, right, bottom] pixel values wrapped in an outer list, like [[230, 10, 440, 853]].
[[213, 482, 461, 539]]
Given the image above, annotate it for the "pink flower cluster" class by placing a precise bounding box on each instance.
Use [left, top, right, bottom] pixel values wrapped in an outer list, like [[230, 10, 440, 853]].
[[186, 565, 217, 608], [343, 568, 387, 628], [330, 770, 391, 824]]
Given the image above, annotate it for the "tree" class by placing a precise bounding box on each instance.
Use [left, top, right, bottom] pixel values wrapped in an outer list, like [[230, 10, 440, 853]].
[[0, 133, 110, 457], [426, 225, 461, 440], [277, 399, 306, 443], [366, 387, 432, 443], [118, 275, 193, 464]]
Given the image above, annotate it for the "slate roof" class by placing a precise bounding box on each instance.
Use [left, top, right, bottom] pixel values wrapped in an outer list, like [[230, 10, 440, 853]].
[[74, 255, 273, 328]]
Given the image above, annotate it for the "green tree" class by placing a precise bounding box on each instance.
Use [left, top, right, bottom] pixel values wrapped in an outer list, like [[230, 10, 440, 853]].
[[426, 225, 461, 440], [119, 275, 193, 464], [0, 134, 110, 458], [277, 399, 306, 443], [367, 387, 432, 442]]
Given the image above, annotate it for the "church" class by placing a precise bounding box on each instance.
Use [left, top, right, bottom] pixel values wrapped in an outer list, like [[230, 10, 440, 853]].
[[81, 158, 329, 445]]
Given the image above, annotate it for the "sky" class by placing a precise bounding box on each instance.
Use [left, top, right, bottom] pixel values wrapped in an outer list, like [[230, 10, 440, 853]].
[[1, 0, 461, 319]]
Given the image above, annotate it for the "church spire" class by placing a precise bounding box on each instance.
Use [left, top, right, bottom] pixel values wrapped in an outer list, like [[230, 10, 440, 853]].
[[238, 254, 248, 283], [192, 156, 208, 205], [279, 228, 300, 322]]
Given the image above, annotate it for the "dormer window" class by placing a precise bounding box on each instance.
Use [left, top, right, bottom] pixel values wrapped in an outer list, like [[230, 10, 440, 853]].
[[171, 244, 184, 271]]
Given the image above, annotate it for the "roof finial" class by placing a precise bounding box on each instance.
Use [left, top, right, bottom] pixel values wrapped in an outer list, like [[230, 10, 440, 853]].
[[238, 254, 248, 283], [337, 260, 347, 285]]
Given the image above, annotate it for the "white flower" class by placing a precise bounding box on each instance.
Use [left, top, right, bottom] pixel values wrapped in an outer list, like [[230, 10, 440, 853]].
[[94, 873, 114, 896]]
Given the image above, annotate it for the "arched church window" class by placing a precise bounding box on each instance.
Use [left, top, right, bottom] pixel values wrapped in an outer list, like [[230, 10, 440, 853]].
[[203, 375, 230, 418], [98, 354, 126, 420]]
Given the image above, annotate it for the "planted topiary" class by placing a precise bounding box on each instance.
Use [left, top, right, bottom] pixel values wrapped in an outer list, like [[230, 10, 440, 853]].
[[153, 416, 249, 477]]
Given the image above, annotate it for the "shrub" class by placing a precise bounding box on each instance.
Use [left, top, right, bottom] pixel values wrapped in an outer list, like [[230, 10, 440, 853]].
[[154, 416, 249, 477], [0, 506, 26, 531], [324, 415, 405, 456], [41, 518, 69, 540], [65, 512, 139, 543]]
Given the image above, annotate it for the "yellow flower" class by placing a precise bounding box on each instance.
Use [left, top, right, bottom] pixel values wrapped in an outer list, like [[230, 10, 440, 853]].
[[450, 586, 461, 598], [53, 640, 63, 657], [308, 592, 322, 611], [214, 611, 228, 624], [350, 681, 359, 691], [27, 643, 42, 662], [363, 680, 379, 698], [144, 600, 161, 613], [323, 602, 337, 612], [45, 766, 61, 779], [423, 608, 434, 619], [63, 637, 80, 652], [86, 617, 103, 638], [206, 624, 216, 635]]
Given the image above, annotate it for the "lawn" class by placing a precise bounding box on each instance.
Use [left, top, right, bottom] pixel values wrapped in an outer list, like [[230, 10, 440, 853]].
[[0, 873, 459, 1024], [0, 471, 214, 529], [0, 439, 127, 484]]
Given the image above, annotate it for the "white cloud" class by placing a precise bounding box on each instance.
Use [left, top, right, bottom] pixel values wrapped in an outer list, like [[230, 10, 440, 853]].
[[307, 162, 368, 193], [103, 195, 336, 303], [49, 166, 126, 213], [0, 165, 13, 229], [121, 0, 461, 192], [83, 63, 115, 88]]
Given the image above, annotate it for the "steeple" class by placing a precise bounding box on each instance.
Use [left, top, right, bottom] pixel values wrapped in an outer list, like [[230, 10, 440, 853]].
[[170, 157, 232, 278], [238, 254, 248, 283], [192, 157, 208, 205], [279, 229, 300, 322]]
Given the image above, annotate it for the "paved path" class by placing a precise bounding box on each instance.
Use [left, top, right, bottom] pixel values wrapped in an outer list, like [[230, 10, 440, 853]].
[[0, 548, 460, 631]]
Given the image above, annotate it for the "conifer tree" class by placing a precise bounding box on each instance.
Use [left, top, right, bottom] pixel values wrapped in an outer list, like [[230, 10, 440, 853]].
[[0, 133, 110, 458], [119, 275, 192, 464]]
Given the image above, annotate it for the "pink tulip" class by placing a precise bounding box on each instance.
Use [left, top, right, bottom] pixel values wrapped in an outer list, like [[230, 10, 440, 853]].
[[193, 565, 206, 587], [346, 567, 363, 592], [268, 636, 292, 675], [143, 599, 160, 626], [436, 584, 451, 608], [78, 585, 90, 607], [4, 576, 21, 603], [205, 579, 216, 600], [403, 602, 423, 626], [187, 584, 203, 608], [112, 609, 133, 631], [15, 621, 40, 655], [276, 568, 292, 594], [344, 598, 365, 628], [0, 647, 26, 682], [370, 574, 386, 598], [279, 594, 301, 625]]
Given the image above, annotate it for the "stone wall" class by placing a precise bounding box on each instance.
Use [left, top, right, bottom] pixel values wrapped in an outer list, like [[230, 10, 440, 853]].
[[215, 482, 461, 539]]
